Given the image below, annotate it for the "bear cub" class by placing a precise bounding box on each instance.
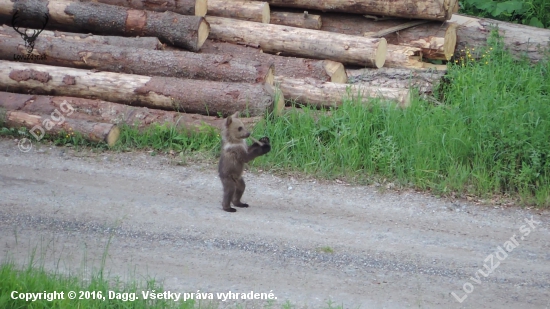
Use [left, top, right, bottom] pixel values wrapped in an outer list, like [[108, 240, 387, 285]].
[[218, 112, 271, 212]]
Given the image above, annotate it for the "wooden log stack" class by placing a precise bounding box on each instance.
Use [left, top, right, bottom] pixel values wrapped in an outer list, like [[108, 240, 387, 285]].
[[1, 0, 547, 147]]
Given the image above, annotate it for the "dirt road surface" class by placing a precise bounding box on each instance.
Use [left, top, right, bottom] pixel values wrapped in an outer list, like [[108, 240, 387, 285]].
[[1, 138, 549, 308]]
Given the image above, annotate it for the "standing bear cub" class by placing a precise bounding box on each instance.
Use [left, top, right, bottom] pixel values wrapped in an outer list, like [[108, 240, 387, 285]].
[[218, 112, 271, 212]]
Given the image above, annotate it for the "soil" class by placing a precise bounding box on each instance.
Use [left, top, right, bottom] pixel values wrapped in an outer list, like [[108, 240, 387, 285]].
[[1, 137, 549, 309]]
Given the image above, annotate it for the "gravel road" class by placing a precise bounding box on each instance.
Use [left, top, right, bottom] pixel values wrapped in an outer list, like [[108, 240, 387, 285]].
[[1, 138, 549, 308]]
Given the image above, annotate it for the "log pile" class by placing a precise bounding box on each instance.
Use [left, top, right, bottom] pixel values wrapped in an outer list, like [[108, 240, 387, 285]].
[[1, 0, 547, 147]]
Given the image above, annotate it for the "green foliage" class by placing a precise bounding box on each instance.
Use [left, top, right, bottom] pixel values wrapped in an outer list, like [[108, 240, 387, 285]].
[[115, 123, 220, 153], [460, 0, 550, 28]]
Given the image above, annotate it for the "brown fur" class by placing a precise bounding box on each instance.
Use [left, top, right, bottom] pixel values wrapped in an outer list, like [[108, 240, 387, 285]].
[[218, 112, 271, 212]]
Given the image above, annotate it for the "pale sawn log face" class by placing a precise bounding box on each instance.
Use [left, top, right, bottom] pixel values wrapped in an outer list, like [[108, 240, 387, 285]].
[[206, 16, 386, 68], [0, 61, 276, 117], [252, 0, 456, 21]]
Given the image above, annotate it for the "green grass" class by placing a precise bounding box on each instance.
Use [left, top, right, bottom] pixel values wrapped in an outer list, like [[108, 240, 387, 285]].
[[250, 35, 550, 206], [0, 259, 196, 309]]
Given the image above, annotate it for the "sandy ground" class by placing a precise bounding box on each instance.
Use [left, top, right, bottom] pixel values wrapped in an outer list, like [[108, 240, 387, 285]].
[[1, 137, 549, 309]]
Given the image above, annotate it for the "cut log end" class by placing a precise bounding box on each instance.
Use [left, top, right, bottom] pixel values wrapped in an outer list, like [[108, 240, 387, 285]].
[[198, 19, 210, 49], [444, 23, 458, 60], [195, 0, 208, 16], [106, 125, 120, 146], [323, 60, 347, 84], [375, 38, 388, 68], [261, 3, 271, 24]]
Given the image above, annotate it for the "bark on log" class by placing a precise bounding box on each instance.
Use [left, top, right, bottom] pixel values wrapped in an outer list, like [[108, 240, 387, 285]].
[[205, 16, 387, 68], [0, 24, 164, 50], [346, 67, 447, 95], [0, 0, 209, 51], [275, 76, 410, 108], [0, 91, 261, 133], [0, 60, 284, 117], [450, 14, 550, 63], [208, 0, 270, 23], [248, 0, 457, 21], [200, 40, 347, 83], [81, 0, 207, 16], [321, 13, 457, 60], [0, 36, 275, 85], [270, 10, 321, 29], [5, 110, 120, 146]]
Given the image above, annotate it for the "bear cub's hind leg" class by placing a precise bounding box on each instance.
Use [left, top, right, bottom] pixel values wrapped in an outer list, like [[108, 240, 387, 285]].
[[232, 177, 249, 208], [221, 178, 237, 212]]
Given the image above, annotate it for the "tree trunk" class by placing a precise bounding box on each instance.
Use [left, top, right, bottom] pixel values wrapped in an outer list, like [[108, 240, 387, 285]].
[[4, 110, 120, 146], [0, 36, 275, 85], [248, 0, 457, 21], [0, 91, 261, 133], [0, 24, 164, 50], [321, 13, 458, 60], [346, 67, 447, 96], [208, 0, 270, 23], [0, 60, 284, 117], [80, 0, 207, 16], [275, 76, 411, 108], [200, 40, 347, 83], [450, 14, 550, 63], [205, 16, 387, 68], [270, 10, 321, 29], [0, 0, 209, 51]]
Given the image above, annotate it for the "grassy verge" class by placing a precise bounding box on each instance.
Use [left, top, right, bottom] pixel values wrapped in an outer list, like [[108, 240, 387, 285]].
[[0, 260, 195, 309], [2, 36, 549, 207]]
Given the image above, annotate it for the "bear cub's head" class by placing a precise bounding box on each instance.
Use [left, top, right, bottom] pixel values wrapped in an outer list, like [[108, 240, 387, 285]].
[[222, 112, 250, 144]]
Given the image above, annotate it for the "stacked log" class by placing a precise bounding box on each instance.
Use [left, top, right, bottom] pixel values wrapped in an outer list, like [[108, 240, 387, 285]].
[[199, 40, 347, 83], [276, 77, 411, 108], [208, 0, 270, 23], [0, 60, 284, 117], [248, 0, 457, 21], [0, 92, 261, 134], [321, 13, 458, 61], [0, 0, 209, 51], [0, 24, 164, 50], [79, 0, 208, 16], [270, 10, 321, 29], [205, 16, 388, 68], [450, 14, 550, 63], [0, 36, 275, 85]]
